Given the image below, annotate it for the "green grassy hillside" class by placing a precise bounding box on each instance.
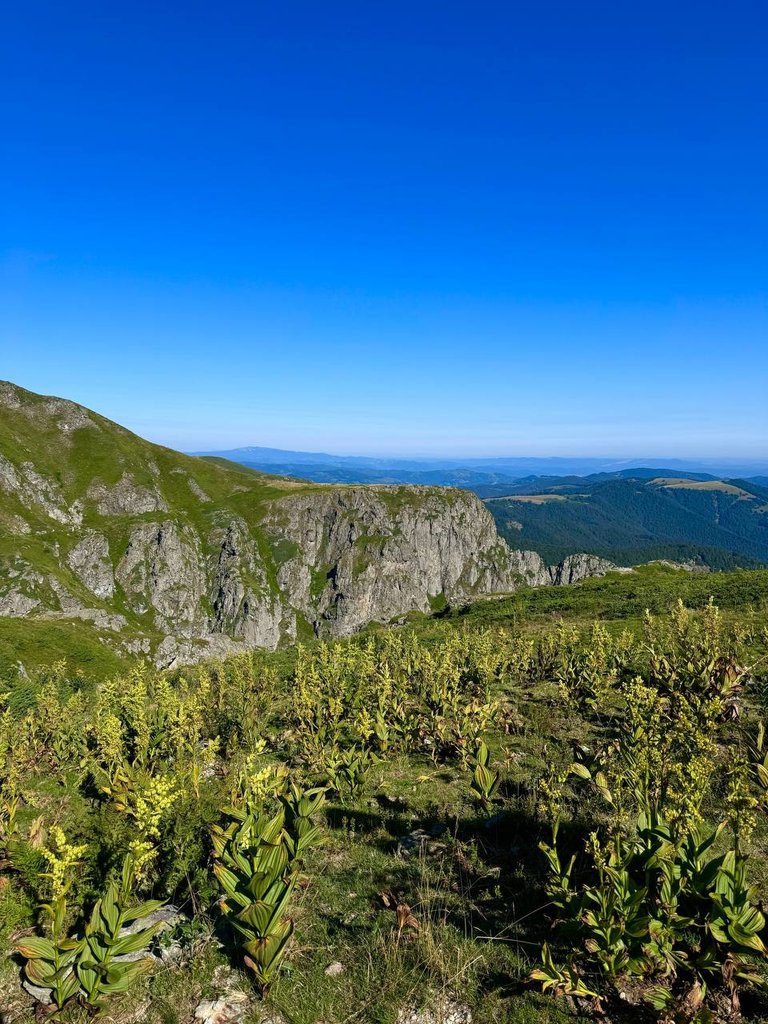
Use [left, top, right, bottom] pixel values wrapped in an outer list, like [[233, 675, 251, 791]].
[[442, 561, 768, 632], [0, 380, 311, 534], [0, 381, 332, 666]]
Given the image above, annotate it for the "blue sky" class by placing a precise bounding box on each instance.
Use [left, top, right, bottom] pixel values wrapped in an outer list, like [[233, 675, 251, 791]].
[[2, 1, 767, 456]]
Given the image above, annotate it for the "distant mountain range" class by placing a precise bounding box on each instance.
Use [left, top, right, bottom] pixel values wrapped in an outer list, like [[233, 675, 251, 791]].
[[192, 447, 768, 569], [192, 446, 768, 490]]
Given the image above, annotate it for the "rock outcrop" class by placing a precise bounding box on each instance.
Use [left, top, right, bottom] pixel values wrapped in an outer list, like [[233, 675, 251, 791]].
[[548, 553, 616, 586], [262, 487, 551, 638], [89, 472, 168, 516], [0, 380, 622, 667], [116, 522, 207, 635], [208, 518, 288, 649], [67, 530, 115, 598]]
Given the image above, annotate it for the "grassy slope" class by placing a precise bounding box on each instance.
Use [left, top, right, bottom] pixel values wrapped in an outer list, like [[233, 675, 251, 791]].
[[284, 571, 768, 1024], [444, 562, 768, 630], [0, 383, 320, 664], [0, 382, 310, 526], [0, 617, 131, 679]]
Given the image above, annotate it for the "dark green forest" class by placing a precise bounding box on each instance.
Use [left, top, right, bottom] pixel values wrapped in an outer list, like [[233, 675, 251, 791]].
[[488, 476, 768, 568]]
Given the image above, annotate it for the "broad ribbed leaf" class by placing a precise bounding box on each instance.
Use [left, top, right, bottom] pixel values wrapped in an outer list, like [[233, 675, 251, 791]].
[[101, 959, 150, 994], [707, 920, 730, 943], [243, 918, 294, 969], [728, 921, 766, 951], [25, 959, 56, 985], [111, 925, 157, 956], [213, 862, 242, 898], [86, 933, 110, 960], [737, 906, 765, 932], [85, 899, 102, 936], [232, 847, 251, 874], [238, 899, 276, 935], [76, 960, 99, 994], [100, 882, 120, 935], [16, 936, 56, 959], [122, 899, 165, 923], [60, 971, 81, 1002]]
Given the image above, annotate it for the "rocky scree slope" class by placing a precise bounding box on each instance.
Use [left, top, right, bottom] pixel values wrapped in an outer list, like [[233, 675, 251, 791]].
[[0, 382, 614, 667]]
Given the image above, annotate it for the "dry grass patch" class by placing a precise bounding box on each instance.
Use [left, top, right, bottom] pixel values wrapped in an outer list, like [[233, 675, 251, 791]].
[[651, 477, 752, 495]]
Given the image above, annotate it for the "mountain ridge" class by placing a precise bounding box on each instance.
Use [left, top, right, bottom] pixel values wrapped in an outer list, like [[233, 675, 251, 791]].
[[0, 381, 614, 669], [190, 445, 768, 571]]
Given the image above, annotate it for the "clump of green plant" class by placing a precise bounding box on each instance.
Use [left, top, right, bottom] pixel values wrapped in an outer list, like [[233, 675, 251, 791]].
[[211, 782, 326, 994], [16, 826, 88, 1010], [76, 853, 164, 1009], [536, 806, 767, 1016], [469, 740, 500, 812], [16, 830, 162, 1013], [17, 903, 84, 1010], [325, 744, 379, 803], [283, 782, 326, 860]]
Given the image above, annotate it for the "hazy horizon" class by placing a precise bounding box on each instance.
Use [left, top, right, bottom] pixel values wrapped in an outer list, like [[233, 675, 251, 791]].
[[192, 443, 768, 471]]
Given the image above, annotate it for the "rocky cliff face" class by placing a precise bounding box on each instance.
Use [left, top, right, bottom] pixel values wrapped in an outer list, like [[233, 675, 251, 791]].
[[261, 487, 552, 638], [0, 382, 618, 668]]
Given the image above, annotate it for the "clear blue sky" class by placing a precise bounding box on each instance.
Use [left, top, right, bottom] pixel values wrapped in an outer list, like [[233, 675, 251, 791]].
[[2, 1, 767, 456]]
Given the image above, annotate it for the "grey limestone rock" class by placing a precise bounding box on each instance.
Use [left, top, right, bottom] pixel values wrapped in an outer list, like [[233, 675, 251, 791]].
[[67, 530, 115, 598], [548, 553, 616, 585], [0, 591, 40, 616], [396, 999, 473, 1024], [89, 472, 168, 516], [153, 632, 244, 670], [262, 487, 551, 637], [116, 521, 206, 634], [0, 560, 47, 617], [0, 454, 81, 526], [207, 519, 287, 649]]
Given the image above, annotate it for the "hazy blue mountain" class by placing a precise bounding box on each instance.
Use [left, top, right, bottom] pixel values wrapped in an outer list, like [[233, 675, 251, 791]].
[[193, 447, 768, 485]]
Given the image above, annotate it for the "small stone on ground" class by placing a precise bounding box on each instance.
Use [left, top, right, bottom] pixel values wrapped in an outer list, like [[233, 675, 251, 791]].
[[396, 998, 472, 1024]]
